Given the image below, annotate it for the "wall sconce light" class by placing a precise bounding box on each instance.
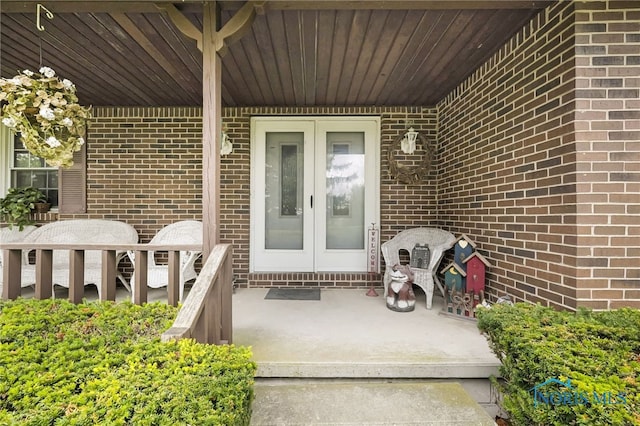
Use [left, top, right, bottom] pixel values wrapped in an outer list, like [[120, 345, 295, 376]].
[[400, 127, 419, 154], [220, 131, 232, 156]]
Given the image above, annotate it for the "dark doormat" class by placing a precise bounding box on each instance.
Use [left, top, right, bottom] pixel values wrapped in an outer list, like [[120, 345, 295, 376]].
[[265, 288, 321, 301]]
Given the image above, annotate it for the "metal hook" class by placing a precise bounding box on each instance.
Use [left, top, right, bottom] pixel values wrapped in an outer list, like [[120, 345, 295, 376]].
[[37, 4, 54, 32]]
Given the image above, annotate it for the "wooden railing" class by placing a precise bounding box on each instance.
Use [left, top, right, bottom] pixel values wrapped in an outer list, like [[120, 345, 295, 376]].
[[162, 244, 232, 344], [1, 243, 232, 345]]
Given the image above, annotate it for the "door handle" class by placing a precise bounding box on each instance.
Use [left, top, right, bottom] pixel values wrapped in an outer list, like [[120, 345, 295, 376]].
[[310, 195, 313, 208]]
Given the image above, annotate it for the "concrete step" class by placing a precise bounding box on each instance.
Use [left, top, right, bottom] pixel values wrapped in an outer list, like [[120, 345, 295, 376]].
[[255, 360, 500, 379], [251, 379, 497, 426]]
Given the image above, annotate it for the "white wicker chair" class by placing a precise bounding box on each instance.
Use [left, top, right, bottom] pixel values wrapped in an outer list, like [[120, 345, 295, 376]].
[[0, 225, 38, 289], [18, 220, 138, 297], [127, 220, 203, 301], [381, 228, 456, 309]]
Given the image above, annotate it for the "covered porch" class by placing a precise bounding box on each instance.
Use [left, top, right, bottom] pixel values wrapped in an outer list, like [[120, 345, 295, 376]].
[[2, 0, 640, 341], [3, 0, 638, 422]]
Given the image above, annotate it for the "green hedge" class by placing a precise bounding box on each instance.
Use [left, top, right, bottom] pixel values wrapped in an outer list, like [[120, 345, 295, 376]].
[[0, 299, 256, 425], [477, 303, 640, 426]]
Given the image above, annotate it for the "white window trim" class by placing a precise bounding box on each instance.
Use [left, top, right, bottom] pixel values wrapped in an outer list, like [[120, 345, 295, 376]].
[[0, 124, 12, 198]]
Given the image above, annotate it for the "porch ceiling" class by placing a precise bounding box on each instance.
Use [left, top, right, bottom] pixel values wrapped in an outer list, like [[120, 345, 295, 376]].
[[0, 1, 550, 107]]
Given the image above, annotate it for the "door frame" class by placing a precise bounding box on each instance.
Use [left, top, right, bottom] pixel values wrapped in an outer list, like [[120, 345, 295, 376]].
[[249, 116, 380, 273]]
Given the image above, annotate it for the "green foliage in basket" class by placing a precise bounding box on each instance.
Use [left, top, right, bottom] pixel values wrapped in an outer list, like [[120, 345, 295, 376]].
[[0, 186, 47, 230]]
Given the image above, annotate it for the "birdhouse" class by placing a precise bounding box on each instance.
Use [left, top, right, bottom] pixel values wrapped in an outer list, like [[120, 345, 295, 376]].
[[441, 235, 492, 319], [454, 234, 476, 271], [441, 262, 467, 315], [463, 251, 491, 294], [440, 262, 467, 293]]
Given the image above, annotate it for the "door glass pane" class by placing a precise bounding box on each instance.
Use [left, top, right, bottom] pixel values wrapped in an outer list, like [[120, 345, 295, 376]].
[[326, 132, 365, 249], [265, 132, 304, 249]]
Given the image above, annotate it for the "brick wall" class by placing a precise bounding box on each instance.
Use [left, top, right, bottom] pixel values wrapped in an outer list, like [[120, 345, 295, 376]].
[[68, 107, 204, 244], [573, 1, 640, 309], [60, 106, 438, 289], [437, 0, 640, 310]]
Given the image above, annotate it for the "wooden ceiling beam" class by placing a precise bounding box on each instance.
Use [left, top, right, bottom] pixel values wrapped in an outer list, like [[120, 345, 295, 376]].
[[0, 2, 201, 14], [158, 1, 265, 55], [158, 3, 204, 51], [1, 0, 554, 14], [247, 1, 555, 10], [214, 1, 266, 56], [110, 12, 196, 95]]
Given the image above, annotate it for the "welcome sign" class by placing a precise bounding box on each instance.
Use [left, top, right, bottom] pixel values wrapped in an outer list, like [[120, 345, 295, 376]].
[[368, 223, 379, 274]]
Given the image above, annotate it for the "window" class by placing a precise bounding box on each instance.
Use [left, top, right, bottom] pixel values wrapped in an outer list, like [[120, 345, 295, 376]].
[[1, 125, 58, 207], [11, 135, 59, 207], [1, 123, 86, 214]]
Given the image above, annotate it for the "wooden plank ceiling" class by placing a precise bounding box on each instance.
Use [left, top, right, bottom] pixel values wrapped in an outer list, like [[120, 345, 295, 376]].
[[0, 1, 549, 107]]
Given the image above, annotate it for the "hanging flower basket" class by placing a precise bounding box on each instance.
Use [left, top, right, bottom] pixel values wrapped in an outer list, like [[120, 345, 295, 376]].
[[0, 67, 92, 168]]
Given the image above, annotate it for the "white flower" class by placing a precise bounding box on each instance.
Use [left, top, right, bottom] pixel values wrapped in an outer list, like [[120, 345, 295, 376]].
[[45, 136, 61, 147], [0, 67, 91, 168], [2, 117, 17, 128], [39, 67, 56, 78], [39, 107, 56, 120]]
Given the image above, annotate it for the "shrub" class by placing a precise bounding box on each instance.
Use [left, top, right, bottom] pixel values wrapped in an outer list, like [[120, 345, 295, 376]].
[[477, 303, 640, 426], [0, 299, 256, 425]]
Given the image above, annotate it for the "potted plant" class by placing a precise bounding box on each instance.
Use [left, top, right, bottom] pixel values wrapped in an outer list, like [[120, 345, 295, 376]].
[[0, 186, 47, 230], [0, 67, 91, 168], [34, 198, 52, 214]]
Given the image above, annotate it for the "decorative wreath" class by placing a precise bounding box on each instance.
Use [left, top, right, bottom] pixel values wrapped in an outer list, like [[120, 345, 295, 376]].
[[386, 132, 433, 185]]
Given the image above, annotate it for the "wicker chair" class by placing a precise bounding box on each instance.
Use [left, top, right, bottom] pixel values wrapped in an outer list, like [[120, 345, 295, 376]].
[[381, 228, 456, 309], [128, 220, 203, 301], [17, 220, 138, 297]]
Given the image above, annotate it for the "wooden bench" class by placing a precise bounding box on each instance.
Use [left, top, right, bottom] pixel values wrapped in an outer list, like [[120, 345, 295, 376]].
[[381, 228, 456, 309]]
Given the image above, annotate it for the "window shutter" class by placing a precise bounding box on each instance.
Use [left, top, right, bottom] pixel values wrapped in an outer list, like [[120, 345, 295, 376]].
[[58, 143, 86, 214]]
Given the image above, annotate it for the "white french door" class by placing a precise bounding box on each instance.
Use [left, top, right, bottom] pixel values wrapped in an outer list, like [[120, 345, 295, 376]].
[[251, 117, 379, 272]]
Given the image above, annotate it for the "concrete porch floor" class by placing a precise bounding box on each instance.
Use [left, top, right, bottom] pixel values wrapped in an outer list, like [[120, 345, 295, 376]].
[[232, 287, 500, 379], [9, 284, 500, 379]]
